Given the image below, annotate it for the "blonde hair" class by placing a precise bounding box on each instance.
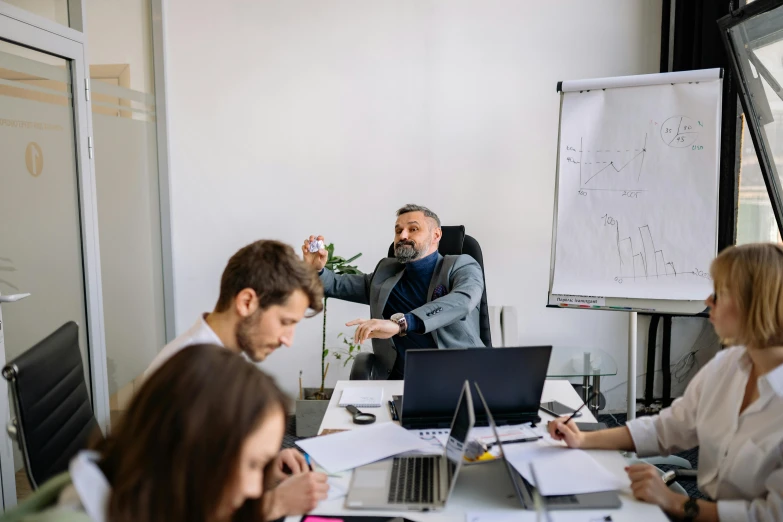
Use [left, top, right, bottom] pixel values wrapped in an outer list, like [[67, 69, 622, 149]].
[[710, 243, 783, 348]]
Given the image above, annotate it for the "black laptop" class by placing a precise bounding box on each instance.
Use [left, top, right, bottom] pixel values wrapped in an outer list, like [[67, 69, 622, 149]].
[[397, 346, 552, 429]]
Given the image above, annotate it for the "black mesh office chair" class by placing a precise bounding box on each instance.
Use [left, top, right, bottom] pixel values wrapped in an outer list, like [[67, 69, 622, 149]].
[[349, 225, 490, 380], [2, 321, 102, 489]]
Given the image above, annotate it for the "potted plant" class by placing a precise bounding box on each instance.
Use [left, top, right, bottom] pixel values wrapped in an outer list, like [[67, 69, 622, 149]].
[[295, 243, 362, 437]]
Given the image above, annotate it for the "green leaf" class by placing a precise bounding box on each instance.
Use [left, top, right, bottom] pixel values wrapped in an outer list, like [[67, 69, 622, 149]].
[[322, 349, 329, 358]]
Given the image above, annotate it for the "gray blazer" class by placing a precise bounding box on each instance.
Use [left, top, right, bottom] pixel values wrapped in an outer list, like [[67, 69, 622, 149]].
[[319, 253, 485, 376]]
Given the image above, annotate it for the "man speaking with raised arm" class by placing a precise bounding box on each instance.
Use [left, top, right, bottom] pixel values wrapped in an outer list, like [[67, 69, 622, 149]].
[[302, 204, 485, 379]]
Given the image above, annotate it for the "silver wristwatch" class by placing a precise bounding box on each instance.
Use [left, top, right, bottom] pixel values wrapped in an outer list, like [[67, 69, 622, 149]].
[[390, 313, 408, 337]]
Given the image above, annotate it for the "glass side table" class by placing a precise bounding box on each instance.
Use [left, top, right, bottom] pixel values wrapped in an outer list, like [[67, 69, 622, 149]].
[[546, 347, 618, 416]]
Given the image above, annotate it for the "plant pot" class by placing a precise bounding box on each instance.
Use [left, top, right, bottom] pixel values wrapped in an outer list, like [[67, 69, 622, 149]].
[[295, 387, 334, 438]]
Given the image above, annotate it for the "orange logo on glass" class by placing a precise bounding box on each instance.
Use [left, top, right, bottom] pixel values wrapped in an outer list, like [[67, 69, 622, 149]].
[[25, 142, 44, 177]]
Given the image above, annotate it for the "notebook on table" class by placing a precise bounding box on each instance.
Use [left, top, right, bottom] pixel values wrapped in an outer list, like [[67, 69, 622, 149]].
[[339, 387, 383, 408]]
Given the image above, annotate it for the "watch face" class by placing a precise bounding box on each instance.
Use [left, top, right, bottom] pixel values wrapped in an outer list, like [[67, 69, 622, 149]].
[[684, 499, 699, 518]]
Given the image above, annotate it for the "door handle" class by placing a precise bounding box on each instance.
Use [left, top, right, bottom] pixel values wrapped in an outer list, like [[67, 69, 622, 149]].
[[0, 294, 30, 303]]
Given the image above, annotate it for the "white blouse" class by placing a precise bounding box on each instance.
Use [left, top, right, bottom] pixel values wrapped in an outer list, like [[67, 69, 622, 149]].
[[627, 346, 783, 522]]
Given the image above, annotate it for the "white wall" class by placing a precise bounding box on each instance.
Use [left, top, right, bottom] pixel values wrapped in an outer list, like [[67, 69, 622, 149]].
[[85, 0, 154, 94], [162, 0, 717, 411]]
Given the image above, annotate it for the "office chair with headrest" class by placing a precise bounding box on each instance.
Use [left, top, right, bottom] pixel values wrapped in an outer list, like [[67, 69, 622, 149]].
[[350, 225, 490, 380], [2, 321, 103, 489]]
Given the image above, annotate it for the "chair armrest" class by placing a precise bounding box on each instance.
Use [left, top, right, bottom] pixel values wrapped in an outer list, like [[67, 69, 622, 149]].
[[349, 352, 376, 380], [662, 469, 699, 486]]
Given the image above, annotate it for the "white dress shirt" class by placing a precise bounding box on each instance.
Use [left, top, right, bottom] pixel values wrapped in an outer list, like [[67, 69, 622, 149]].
[[143, 313, 224, 380], [627, 346, 783, 522], [57, 451, 110, 521]]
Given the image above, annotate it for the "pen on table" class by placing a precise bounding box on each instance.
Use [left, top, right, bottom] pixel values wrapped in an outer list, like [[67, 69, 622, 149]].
[[487, 435, 541, 448], [388, 400, 399, 421]]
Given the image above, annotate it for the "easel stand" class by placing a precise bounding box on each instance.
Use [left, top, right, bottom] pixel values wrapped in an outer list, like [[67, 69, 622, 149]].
[[627, 311, 637, 422]]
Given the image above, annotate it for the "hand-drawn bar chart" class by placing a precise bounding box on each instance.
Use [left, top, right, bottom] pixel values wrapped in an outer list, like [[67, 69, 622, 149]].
[[601, 214, 710, 284]]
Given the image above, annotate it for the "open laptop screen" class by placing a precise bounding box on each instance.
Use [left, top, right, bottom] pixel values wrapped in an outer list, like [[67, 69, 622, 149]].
[[444, 381, 474, 497], [402, 346, 552, 428], [472, 381, 535, 509]]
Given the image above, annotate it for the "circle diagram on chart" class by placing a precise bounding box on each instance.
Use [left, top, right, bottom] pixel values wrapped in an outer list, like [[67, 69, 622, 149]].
[[660, 116, 699, 148]]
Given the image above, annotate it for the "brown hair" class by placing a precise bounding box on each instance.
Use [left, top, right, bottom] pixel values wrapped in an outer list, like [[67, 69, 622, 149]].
[[94, 344, 290, 522], [710, 242, 783, 348], [215, 240, 324, 315]]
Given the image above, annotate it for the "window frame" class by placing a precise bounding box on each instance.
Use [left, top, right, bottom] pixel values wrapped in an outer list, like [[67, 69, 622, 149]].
[[719, 0, 783, 239]]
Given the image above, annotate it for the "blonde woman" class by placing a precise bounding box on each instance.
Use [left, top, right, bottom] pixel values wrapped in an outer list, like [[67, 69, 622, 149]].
[[549, 243, 783, 522]]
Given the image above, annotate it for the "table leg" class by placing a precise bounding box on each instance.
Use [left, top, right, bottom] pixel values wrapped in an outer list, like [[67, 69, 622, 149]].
[[627, 312, 637, 421], [582, 375, 590, 403], [592, 373, 601, 415]]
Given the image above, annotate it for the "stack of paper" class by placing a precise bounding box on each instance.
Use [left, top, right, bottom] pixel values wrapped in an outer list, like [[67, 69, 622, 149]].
[[503, 441, 626, 496], [468, 512, 615, 522], [296, 422, 430, 473]]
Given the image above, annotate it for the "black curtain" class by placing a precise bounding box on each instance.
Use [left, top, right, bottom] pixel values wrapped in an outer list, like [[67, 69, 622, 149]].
[[662, 0, 742, 252]]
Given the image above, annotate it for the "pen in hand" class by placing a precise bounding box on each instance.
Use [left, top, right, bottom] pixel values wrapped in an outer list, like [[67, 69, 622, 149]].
[[303, 452, 342, 478], [554, 391, 598, 437], [304, 452, 314, 471]]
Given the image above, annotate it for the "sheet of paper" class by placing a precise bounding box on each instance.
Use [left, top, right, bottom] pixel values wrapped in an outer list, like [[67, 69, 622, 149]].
[[311, 465, 351, 502], [552, 80, 720, 300], [296, 422, 430, 473], [338, 387, 384, 407], [503, 441, 626, 496], [532, 449, 625, 496], [404, 428, 449, 455], [404, 424, 544, 457], [472, 424, 542, 445], [467, 512, 617, 522]]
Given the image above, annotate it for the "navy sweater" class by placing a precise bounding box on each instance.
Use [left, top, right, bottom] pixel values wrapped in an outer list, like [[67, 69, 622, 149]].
[[383, 251, 438, 376]]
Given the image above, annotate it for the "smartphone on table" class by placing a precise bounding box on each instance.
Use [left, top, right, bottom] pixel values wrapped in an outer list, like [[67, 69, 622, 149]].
[[539, 400, 582, 418]]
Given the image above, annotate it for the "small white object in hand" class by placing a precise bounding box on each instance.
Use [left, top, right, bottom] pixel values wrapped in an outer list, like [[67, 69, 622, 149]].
[[308, 239, 325, 253]]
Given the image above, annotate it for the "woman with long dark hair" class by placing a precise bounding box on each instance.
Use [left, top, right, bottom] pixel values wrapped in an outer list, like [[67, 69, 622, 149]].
[[3, 344, 326, 521]]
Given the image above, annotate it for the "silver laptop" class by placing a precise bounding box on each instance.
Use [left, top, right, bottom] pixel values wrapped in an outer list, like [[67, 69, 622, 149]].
[[473, 382, 621, 511], [345, 380, 475, 511]]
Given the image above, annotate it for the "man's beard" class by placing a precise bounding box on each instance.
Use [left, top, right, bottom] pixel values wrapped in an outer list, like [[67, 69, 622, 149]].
[[236, 309, 277, 362], [394, 238, 430, 264]]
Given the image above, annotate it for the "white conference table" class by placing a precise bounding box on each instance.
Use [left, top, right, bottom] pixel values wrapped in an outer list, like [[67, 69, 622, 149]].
[[285, 379, 667, 522]]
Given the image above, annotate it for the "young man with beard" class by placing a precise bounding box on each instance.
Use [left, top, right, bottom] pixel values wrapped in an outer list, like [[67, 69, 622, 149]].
[[302, 204, 485, 380], [144, 239, 329, 519]]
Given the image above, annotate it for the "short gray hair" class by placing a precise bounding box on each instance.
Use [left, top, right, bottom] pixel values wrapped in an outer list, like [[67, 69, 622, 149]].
[[396, 204, 441, 228]]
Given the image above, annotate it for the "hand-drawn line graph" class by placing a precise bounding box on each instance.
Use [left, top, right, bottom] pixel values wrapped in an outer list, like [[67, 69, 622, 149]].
[[569, 135, 648, 192], [660, 116, 699, 148], [601, 214, 711, 284]]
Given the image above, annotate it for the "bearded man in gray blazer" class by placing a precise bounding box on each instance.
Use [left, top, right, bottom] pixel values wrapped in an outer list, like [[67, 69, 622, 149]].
[[302, 204, 485, 379]]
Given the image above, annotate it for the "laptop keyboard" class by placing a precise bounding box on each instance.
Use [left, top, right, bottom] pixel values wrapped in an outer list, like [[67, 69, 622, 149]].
[[388, 456, 439, 504], [545, 494, 579, 505]]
